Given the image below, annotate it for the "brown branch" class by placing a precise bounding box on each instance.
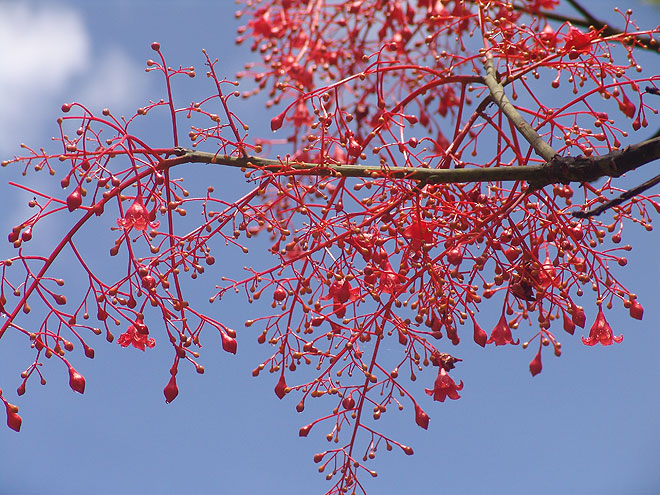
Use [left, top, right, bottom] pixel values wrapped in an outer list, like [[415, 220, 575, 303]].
[[573, 171, 660, 218], [172, 136, 660, 187], [483, 55, 557, 162]]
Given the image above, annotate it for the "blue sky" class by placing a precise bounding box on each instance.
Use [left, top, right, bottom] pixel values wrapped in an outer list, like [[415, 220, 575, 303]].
[[1, 1, 660, 494]]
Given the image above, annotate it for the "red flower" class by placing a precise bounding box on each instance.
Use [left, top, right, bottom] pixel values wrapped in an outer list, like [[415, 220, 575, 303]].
[[118, 320, 156, 351], [290, 100, 312, 128], [563, 27, 595, 59], [425, 368, 464, 402], [378, 258, 403, 295], [487, 312, 520, 346], [581, 308, 623, 346], [322, 279, 359, 317], [402, 220, 433, 252], [117, 197, 159, 231]]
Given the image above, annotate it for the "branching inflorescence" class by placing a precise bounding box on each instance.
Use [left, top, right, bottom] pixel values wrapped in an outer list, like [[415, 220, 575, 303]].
[[1, 2, 660, 494]]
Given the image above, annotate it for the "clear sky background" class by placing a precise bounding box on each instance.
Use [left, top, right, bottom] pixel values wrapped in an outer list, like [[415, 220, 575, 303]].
[[1, 1, 660, 494]]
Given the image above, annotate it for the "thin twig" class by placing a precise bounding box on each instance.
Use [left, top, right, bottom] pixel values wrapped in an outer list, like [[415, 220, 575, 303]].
[[573, 172, 660, 218]]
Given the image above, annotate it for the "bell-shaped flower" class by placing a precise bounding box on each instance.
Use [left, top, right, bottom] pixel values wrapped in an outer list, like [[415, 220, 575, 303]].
[[425, 367, 464, 402], [117, 196, 159, 231], [487, 312, 520, 346], [581, 308, 623, 346]]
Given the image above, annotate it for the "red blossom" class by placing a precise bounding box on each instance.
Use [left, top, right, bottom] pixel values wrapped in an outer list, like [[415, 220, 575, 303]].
[[487, 312, 520, 346], [581, 308, 623, 346], [290, 101, 312, 128], [425, 367, 464, 402], [528, 0, 559, 12], [117, 320, 156, 351], [117, 197, 158, 231], [378, 259, 404, 295], [537, 253, 558, 290], [322, 279, 359, 317], [402, 220, 433, 252], [563, 27, 595, 59]]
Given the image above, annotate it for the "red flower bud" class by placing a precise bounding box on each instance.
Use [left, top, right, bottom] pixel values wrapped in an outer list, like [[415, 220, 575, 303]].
[[571, 303, 586, 328], [274, 374, 287, 399], [529, 349, 543, 376], [221, 332, 237, 354], [342, 395, 355, 410], [562, 311, 576, 335], [66, 187, 83, 212], [273, 286, 286, 302], [629, 300, 643, 320], [414, 403, 429, 430], [6, 411, 22, 432], [164, 375, 178, 403], [68, 367, 86, 394], [270, 112, 285, 131], [446, 247, 463, 266], [473, 321, 487, 347]]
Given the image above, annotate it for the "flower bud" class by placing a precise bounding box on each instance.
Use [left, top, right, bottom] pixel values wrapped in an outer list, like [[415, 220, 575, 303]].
[[163, 375, 178, 403]]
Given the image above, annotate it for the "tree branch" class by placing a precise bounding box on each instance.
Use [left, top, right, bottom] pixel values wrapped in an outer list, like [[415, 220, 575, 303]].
[[172, 135, 660, 187], [483, 55, 557, 162], [573, 171, 660, 218]]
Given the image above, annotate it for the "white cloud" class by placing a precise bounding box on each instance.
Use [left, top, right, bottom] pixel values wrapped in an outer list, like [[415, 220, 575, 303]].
[[0, 3, 148, 155], [0, 3, 89, 152]]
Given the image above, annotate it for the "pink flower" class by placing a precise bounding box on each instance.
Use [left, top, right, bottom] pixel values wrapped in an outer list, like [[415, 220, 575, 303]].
[[581, 308, 623, 346], [117, 197, 159, 231], [425, 368, 464, 402], [118, 320, 156, 351], [487, 312, 520, 346]]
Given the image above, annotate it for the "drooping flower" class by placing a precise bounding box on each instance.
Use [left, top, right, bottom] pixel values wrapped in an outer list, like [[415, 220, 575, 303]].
[[117, 196, 159, 231], [581, 307, 623, 346], [487, 312, 520, 346], [117, 320, 156, 351], [378, 258, 404, 295], [425, 367, 464, 402]]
